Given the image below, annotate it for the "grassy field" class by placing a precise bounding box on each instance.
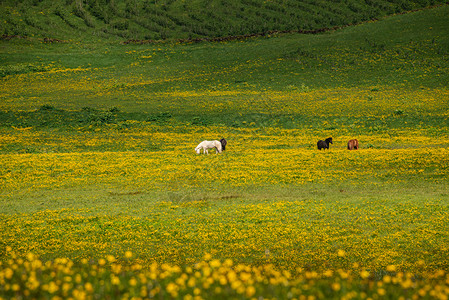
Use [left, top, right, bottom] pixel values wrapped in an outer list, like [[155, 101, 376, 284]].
[[1, 0, 447, 41], [1, 3, 449, 299]]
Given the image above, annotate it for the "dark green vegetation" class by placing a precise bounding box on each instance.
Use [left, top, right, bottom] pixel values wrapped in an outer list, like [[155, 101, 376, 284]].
[[1, 0, 448, 41]]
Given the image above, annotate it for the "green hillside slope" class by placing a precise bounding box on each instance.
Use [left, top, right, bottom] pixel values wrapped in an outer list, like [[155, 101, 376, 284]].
[[1, 5, 448, 132], [1, 0, 447, 41]]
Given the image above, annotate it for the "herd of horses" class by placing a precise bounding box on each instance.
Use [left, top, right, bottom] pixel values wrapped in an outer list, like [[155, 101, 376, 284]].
[[317, 137, 359, 150], [195, 137, 359, 154]]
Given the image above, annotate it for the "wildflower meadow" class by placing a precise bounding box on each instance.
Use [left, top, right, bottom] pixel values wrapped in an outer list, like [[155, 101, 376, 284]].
[[1, 3, 449, 299]]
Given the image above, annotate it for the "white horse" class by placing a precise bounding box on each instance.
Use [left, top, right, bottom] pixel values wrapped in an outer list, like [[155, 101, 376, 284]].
[[195, 140, 223, 154]]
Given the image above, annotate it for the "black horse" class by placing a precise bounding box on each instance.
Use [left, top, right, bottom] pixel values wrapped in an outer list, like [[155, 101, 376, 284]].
[[220, 138, 227, 151], [317, 137, 333, 150]]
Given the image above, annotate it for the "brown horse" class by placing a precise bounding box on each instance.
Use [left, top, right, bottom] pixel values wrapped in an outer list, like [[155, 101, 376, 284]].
[[347, 139, 359, 150], [317, 137, 333, 150]]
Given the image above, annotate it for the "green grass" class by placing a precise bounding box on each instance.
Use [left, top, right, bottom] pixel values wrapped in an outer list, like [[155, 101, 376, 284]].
[[1, 0, 447, 41], [1, 6, 448, 126], [2, 181, 448, 270], [0, 5, 448, 299]]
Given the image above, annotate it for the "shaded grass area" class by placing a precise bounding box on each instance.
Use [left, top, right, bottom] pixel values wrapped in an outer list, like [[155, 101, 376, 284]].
[[1, 0, 447, 41], [0, 103, 447, 133]]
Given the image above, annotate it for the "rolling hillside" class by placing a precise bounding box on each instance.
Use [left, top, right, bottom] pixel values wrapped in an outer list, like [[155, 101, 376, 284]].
[[0, 1, 449, 297], [1, 0, 447, 41]]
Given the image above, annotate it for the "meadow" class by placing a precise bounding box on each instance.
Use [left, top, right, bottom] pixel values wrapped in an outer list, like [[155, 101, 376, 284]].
[[1, 3, 449, 299]]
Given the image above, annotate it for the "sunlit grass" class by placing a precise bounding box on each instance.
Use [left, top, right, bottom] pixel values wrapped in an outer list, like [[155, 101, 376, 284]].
[[1, 5, 449, 298], [1, 124, 448, 190], [2, 189, 448, 273]]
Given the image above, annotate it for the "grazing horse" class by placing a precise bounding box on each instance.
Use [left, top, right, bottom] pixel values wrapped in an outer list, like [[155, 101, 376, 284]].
[[195, 140, 223, 154], [317, 137, 333, 150], [220, 138, 227, 151], [347, 139, 359, 150]]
